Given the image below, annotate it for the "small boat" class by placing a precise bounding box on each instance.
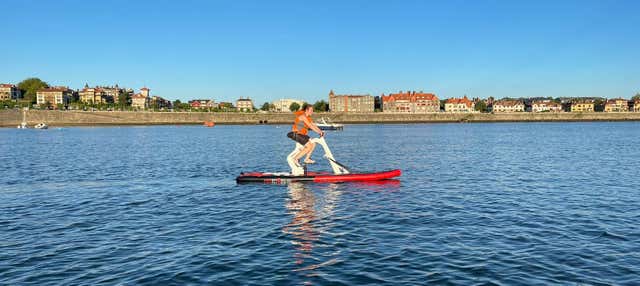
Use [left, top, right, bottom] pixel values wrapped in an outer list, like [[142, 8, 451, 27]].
[[203, 121, 215, 127], [315, 117, 344, 131], [34, 123, 48, 129]]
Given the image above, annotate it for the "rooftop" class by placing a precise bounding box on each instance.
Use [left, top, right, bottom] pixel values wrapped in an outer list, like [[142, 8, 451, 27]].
[[446, 96, 473, 107], [38, 87, 70, 92], [493, 100, 524, 107], [381, 91, 438, 102]]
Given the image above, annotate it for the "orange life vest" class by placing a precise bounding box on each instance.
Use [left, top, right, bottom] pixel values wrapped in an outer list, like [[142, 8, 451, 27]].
[[292, 110, 311, 135]]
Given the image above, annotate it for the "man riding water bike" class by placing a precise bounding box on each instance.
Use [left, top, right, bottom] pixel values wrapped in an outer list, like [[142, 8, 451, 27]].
[[287, 105, 325, 168]]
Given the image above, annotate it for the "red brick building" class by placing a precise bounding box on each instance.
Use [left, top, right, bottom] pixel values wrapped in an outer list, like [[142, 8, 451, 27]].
[[381, 90, 439, 113]]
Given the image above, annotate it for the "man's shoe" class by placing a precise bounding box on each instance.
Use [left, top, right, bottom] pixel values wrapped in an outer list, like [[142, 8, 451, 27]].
[[304, 159, 316, 164]]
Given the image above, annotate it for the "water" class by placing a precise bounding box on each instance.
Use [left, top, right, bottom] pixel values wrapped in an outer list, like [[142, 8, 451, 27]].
[[1, 123, 639, 285]]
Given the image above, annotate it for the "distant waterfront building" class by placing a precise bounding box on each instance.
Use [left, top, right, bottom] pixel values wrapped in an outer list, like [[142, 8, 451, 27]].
[[570, 100, 595, 112], [328, 90, 374, 113], [189, 99, 217, 109], [272, 98, 304, 112], [0, 84, 21, 100], [444, 96, 475, 113], [633, 99, 640, 112], [79, 87, 104, 104], [79, 84, 125, 104], [530, 100, 563, 112], [381, 91, 439, 113], [219, 102, 234, 110], [131, 87, 150, 110], [151, 96, 172, 109], [36, 87, 72, 108], [78, 84, 122, 104], [236, 97, 254, 112], [604, 98, 629, 112], [490, 100, 525, 113]]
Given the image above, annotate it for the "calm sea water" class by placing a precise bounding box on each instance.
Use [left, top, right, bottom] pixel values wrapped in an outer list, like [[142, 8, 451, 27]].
[[1, 123, 640, 285]]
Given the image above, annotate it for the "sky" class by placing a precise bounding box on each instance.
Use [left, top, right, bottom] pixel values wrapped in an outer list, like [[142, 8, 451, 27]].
[[1, 0, 639, 103]]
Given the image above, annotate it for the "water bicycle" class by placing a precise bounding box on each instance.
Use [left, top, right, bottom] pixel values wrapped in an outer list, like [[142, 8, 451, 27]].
[[236, 137, 401, 184]]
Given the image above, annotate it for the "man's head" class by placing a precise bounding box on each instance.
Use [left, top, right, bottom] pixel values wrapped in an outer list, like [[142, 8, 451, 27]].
[[303, 104, 313, 115]]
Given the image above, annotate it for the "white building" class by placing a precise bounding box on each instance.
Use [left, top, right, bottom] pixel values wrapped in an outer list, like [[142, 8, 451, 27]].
[[131, 87, 150, 110], [444, 96, 475, 113], [236, 97, 254, 112], [272, 98, 304, 112], [491, 100, 525, 113], [530, 100, 563, 112]]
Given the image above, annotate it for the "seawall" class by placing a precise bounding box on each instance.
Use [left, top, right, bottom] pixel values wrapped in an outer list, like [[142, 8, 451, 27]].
[[2, 110, 640, 127]]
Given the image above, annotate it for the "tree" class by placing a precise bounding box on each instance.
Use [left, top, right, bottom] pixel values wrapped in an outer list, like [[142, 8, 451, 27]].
[[475, 101, 488, 112], [439, 99, 447, 111], [173, 99, 182, 110], [1, 100, 17, 109], [118, 91, 132, 109], [260, 102, 271, 111], [313, 100, 329, 112], [219, 102, 234, 111], [633, 93, 640, 101], [18, 78, 49, 104], [594, 99, 605, 112], [289, 102, 300, 112], [41, 100, 51, 110]]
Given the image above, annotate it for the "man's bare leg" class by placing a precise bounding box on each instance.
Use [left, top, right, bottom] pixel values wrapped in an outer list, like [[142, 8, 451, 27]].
[[303, 142, 316, 163], [294, 143, 313, 162]]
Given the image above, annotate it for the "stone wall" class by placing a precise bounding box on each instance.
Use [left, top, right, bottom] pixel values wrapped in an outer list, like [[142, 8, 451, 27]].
[[2, 110, 640, 127]]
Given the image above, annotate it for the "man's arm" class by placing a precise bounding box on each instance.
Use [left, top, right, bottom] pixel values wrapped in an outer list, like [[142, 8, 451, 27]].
[[301, 116, 324, 136]]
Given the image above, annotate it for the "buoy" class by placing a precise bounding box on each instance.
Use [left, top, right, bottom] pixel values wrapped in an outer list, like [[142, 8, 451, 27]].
[[203, 121, 215, 127]]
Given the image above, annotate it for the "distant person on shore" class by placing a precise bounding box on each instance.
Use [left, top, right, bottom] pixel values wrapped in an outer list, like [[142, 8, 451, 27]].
[[287, 104, 324, 167]]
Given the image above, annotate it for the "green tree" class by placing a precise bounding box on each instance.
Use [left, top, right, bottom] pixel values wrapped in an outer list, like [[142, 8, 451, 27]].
[[118, 91, 132, 109], [18, 78, 49, 104], [1, 100, 17, 109], [219, 102, 234, 111], [475, 101, 488, 112], [172, 99, 181, 110], [260, 102, 271, 111], [40, 100, 51, 109], [633, 93, 640, 101], [289, 102, 300, 112], [313, 100, 329, 112], [374, 96, 382, 111], [594, 99, 605, 112]]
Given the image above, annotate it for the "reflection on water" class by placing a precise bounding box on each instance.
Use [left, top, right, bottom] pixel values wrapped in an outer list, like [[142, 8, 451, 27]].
[[283, 182, 341, 275]]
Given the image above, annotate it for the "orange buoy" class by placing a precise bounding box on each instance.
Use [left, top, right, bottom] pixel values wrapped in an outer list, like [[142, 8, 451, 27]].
[[203, 121, 215, 127]]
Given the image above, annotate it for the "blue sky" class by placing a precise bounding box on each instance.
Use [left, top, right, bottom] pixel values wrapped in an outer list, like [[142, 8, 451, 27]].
[[2, 0, 639, 103]]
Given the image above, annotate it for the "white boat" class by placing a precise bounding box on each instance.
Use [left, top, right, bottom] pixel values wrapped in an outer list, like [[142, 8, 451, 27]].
[[315, 117, 344, 131], [17, 107, 29, 129], [34, 123, 48, 129]]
